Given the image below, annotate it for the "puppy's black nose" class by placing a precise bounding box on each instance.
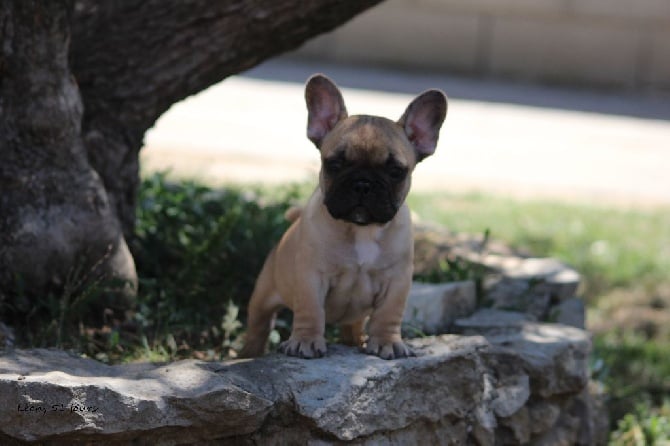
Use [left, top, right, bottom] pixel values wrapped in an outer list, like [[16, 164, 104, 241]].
[[353, 179, 372, 195]]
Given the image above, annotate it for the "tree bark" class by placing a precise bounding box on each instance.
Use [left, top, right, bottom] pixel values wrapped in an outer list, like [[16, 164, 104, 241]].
[[0, 0, 137, 307], [0, 0, 383, 303]]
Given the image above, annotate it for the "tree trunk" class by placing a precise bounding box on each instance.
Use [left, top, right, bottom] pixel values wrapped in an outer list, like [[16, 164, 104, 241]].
[[0, 0, 137, 309], [0, 0, 383, 304]]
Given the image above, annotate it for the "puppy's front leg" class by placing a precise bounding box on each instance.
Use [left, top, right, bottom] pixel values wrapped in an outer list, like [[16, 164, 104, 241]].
[[279, 277, 328, 359], [365, 270, 414, 360]]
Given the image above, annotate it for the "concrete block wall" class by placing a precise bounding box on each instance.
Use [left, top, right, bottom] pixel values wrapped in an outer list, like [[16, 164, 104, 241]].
[[291, 0, 670, 92]]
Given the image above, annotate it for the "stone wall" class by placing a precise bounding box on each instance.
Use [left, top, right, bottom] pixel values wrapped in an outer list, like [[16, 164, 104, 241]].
[[292, 0, 670, 92], [0, 325, 601, 445], [0, 225, 608, 444]]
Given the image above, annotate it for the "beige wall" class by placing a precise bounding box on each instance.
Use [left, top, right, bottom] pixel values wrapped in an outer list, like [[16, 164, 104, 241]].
[[292, 0, 670, 92]]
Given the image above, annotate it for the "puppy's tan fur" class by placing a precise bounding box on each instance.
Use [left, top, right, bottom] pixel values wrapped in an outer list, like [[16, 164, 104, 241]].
[[240, 75, 447, 359]]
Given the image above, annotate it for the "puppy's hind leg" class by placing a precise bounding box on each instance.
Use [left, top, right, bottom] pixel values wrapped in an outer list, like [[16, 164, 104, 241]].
[[239, 256, 283, 358]]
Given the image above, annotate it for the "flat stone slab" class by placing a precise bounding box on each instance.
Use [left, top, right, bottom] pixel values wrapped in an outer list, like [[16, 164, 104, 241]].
[[0, 315, 594, 445]]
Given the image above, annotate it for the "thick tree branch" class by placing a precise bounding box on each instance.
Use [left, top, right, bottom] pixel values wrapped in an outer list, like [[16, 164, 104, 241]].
[[70, 0, 383, 235]]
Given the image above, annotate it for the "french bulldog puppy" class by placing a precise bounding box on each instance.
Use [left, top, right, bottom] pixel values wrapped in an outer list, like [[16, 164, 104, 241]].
[[240, 74, 447, 359]]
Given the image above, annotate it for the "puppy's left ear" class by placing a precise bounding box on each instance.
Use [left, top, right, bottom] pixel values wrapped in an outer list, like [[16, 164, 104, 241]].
[[398, 90, 447, 162]]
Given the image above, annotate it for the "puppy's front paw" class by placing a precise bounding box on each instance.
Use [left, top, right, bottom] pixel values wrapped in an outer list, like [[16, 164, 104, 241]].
[[365, 338, 415, 360], [278, 336, 327, 359]]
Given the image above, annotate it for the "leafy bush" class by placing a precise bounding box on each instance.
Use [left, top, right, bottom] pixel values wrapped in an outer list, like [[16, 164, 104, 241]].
[[124, 173, 302, 361]]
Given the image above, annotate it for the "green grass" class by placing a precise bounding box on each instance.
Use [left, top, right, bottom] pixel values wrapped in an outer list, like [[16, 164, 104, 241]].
[[610, 401, 670, 446], [594, 332, 670, 422]]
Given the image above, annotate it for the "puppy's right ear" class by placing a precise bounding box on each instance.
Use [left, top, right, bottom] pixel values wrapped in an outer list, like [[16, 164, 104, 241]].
[[305, 74, 348, 148]]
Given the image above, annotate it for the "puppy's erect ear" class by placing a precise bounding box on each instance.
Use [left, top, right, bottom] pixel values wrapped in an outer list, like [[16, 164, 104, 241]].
[[398, 90, 448, 162], [305, 74, 348, 148]]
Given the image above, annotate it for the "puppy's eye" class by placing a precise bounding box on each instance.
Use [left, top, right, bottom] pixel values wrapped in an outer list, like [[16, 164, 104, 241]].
[[324, 158, 345, 174], [389, 166, 407, 181]]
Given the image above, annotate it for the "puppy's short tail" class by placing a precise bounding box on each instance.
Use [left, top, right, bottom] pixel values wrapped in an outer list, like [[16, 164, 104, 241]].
[[284, 206, 302, 223]]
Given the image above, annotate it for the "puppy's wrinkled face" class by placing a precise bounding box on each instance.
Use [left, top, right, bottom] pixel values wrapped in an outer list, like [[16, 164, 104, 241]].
[[305, 74, 447, 226], [320, 116, 413, 225]]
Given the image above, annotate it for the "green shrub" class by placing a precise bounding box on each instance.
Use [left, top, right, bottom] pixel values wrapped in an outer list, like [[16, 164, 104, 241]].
[[125, 173, 302, 361]]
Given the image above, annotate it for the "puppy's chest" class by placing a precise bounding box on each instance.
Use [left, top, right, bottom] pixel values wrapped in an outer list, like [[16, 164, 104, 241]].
[[324, 230, 392, 323], [344, 226, 388, 269], [333, 237, 385, 290], [353, 237, 381, 267], [329, 237, 386, 295], [325, 266, 381, 324]]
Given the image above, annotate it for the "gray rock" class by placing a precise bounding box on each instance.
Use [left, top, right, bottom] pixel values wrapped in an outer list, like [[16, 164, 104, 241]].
[[402, 281, 476, 335], [484, 276, 553, 319], [551, 297, 586, 329], [500, 406, 531, 444], [491, 374, 530, 418], [454, 308, 536, 336], [0, 320, 599, 445], [483, 257, 581, 318], [528, 400, 562, 435], [483, 256, 580, 298]]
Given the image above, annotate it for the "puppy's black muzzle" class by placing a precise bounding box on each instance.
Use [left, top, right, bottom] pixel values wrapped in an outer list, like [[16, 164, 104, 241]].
[[325, 173, 399, 225], [353, 179, 372, 196]]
